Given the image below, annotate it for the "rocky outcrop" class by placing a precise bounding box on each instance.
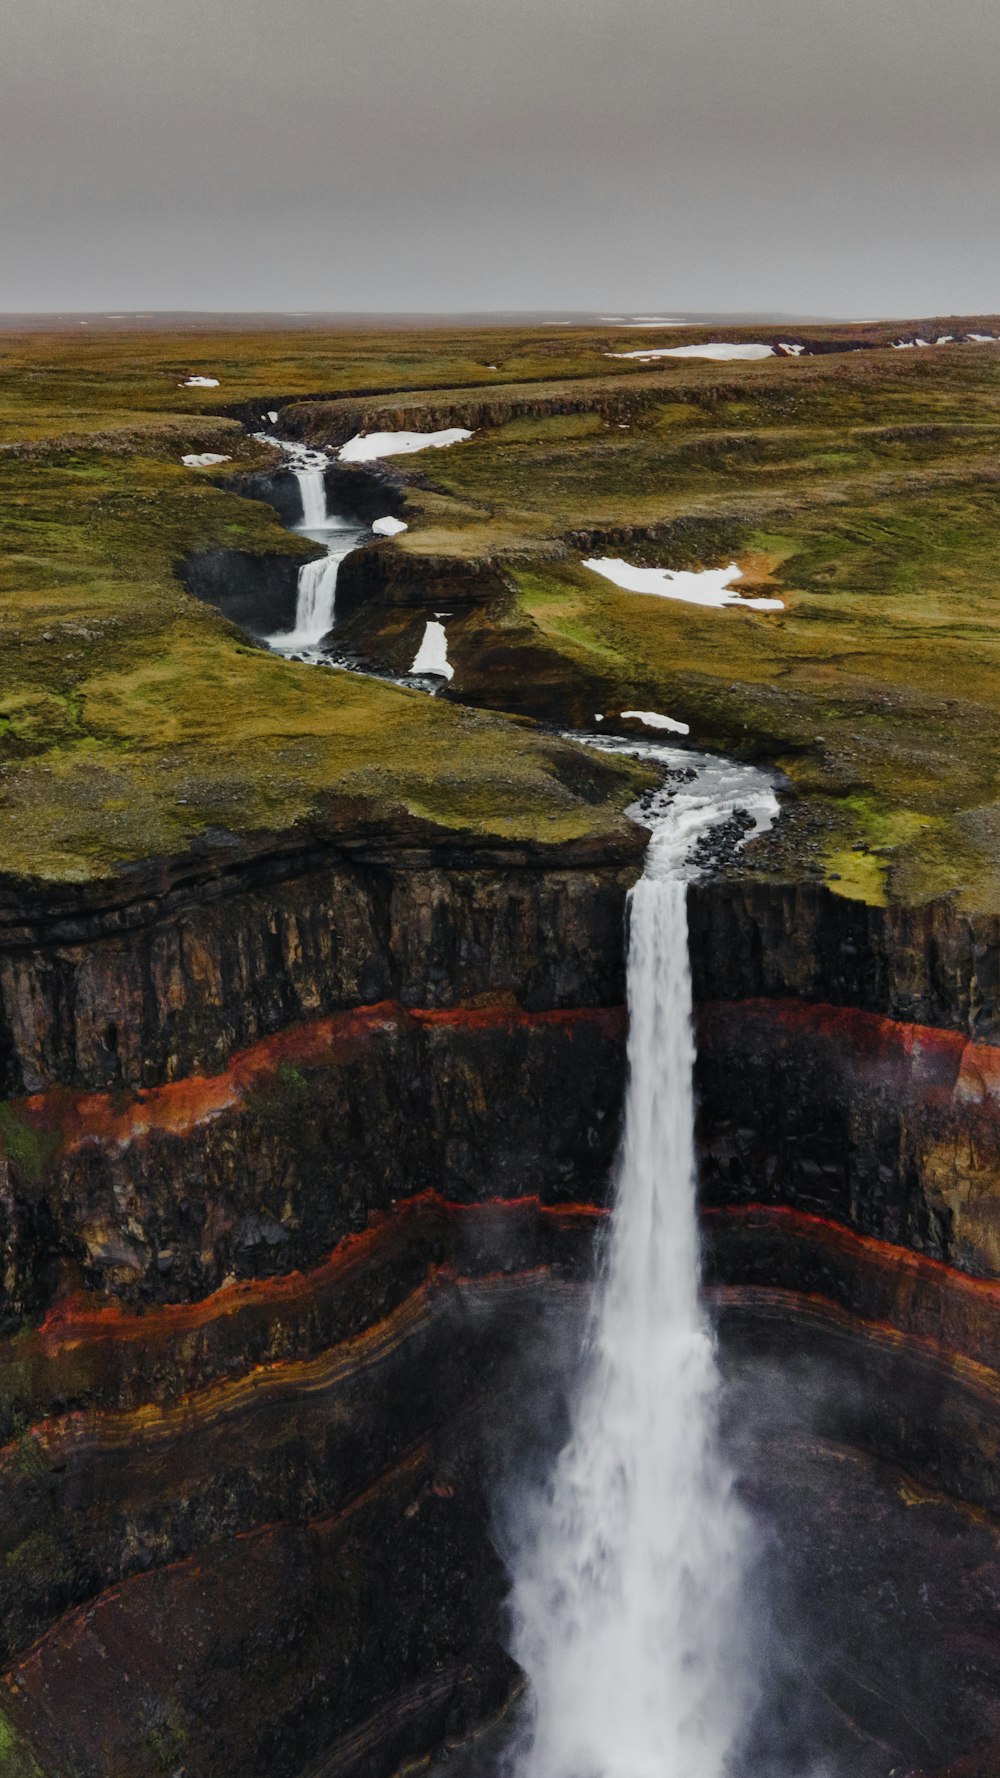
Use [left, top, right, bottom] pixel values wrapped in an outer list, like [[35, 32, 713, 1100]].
[[335, 544, 509, 619]]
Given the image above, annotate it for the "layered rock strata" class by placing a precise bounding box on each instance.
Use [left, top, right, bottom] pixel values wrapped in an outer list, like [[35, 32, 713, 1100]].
[[0, 835, 634, 1778], [4, 820, 1000, 1775]]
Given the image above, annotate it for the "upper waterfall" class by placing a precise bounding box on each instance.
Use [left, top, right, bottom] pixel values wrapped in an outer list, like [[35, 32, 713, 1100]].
[[293, 460, 329, 529]]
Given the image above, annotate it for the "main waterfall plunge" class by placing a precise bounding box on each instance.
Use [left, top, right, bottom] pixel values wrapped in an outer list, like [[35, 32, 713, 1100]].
[[508, 748, 779, 1778]]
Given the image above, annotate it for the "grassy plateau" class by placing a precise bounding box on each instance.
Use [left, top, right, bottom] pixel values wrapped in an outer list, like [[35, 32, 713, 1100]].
[[3, 316, 1000, 903]]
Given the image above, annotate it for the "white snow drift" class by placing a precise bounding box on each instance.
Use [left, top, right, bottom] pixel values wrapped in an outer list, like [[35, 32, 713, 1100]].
[[339, 429, 472, 463], [620, 709, 690, 734], [607, 342, 774, 363], [584, 558, 784, 612], [410, 620, 453, 678]]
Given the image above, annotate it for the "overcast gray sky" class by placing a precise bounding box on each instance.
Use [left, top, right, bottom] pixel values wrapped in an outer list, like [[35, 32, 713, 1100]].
[[3, 0, 999, 317]]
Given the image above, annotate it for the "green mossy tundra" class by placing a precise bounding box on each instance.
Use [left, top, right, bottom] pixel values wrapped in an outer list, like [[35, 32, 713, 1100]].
[[3, 317, 1000, 906]]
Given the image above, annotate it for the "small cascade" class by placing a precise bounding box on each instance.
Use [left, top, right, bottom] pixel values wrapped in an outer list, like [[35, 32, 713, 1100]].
[[270, 523, 364, 654], [293, 462, 329, 529], [253, 431, 332, 531], [288, 554, 340, 649], [254, 433, 369, 657], [509, 742, 779, 1778]]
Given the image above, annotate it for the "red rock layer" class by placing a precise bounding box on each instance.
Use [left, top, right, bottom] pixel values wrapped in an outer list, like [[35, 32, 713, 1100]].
[[696, 997, 1000, 1278], [698, 997, 1000, 1104], [11, 999, 626, 1157], [0, 1191, 602, 1437], [704, 1202, 1000, 1372]]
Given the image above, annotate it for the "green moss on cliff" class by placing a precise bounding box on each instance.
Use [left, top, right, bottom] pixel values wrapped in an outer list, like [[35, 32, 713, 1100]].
[[0, 1715, 46, 1778], [0, 1107, 62, 1184]]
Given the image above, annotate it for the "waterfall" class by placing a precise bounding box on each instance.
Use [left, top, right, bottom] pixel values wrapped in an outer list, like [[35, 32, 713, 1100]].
[[270, 525, 365, 653], [293, 462, 329, 529], [288, 553, 340, 648], [251, 430, 331, 531], [509, 745, 779, 1778]]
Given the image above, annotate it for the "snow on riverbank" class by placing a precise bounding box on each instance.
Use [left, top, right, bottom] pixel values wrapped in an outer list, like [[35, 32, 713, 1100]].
[[621, 709, 690, 734], [181, 452, 231, 467], [372, 515, 408, 535], [339, 429, 472, 462], [411, 619, 454, 678], [584, 558, 784, 611]]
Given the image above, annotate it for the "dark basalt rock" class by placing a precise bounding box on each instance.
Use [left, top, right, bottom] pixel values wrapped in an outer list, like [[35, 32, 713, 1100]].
[[335, 543, 510, 618], [689, 876, 1000, 1039], [0, 843, 640, 1095], [0, 1009, 623, 1316], [178, 547, 306, 639], [227, 460, 407, 529]]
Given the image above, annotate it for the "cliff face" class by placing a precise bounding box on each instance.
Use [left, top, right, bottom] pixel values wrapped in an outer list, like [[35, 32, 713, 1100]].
[[0, 831, 634, 1778], [689, 877, 1000, 1039], [4, 829, 1000, 1777], [178, 549, 306, 640], [0, 835, 636, 1097]]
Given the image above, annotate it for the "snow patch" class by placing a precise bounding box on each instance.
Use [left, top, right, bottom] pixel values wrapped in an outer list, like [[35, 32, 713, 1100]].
[[606, 342, 774, 362], [180, 376, 220, 387], [372, 515, 408, 536], [621, 709, 690, 735], [584, 557, 784, 612], [777, 342, 805, 356], [411, 620, 453, 678], [181, 452, 231, 468], [339, 428, 473, 462]]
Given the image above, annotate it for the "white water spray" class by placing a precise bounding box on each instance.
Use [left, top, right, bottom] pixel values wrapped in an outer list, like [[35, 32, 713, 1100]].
[[510, 742, 779, 1778]]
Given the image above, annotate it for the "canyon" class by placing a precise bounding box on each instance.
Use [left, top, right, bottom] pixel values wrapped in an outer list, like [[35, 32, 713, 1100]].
[[3, 318, 1000, 1776]]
